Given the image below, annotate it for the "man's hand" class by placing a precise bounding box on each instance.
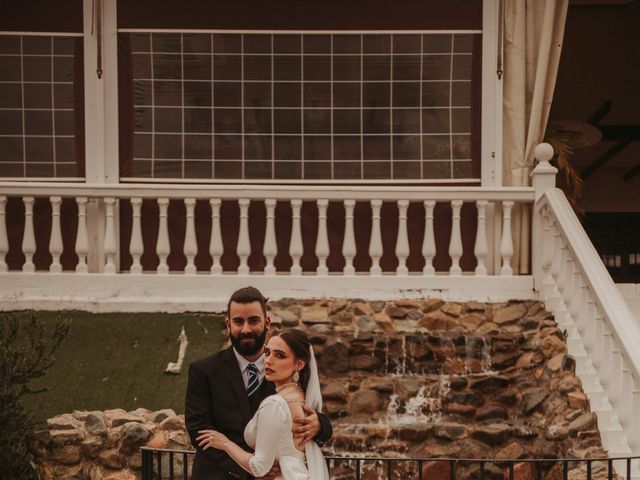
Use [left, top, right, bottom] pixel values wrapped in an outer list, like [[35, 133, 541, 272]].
[[292, 404, 320, 446]]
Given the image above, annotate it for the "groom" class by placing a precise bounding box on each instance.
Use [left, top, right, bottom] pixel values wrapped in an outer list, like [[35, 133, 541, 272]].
[[185, 286, 332, 480]]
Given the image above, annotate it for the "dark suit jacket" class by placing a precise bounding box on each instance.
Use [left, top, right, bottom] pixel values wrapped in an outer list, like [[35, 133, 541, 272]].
[[185, 346, 332, 480]]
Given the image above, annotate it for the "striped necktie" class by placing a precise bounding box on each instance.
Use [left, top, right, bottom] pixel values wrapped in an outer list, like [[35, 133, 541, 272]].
[[246, 363, 260, 397]]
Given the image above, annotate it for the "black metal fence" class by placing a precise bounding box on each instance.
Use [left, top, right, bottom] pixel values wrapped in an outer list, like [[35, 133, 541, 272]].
[[141, 447, 640, 480]]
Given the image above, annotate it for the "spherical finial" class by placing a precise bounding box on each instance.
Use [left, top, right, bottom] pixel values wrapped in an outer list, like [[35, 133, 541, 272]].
[[534, 143, 554, 163]]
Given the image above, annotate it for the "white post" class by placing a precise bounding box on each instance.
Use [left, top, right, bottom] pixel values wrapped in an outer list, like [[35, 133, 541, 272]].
[[531, 142, 557, 288], [499, 200, 514, 276], [449, 200, 463, 275], [0, 196, 7, 272], [422, 200, 436, 275], [264, 199, 277, 275], [129, 198, 143, 274], [103, 197, 117, 273], [156, 198, 170, 275], [22, 196, 36, 272], [395, 200, 409, 276], [75, 197, 89, 273], [209, 199, 223, 275], [628, 375, 640, 453], [184, 198, 198, 275], [316, 199, 329, 276], [342, 200, 356, 275], [369, 199, 383, 276], [49, 196, 63, 273], [289, 199, 303, 275], [474, 200, 488, 276]]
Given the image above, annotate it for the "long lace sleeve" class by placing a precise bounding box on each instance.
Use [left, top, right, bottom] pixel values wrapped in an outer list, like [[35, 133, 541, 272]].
[[248, 396, 290, 478]]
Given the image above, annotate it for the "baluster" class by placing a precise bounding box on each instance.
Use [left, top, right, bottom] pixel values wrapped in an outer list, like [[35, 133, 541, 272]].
[[289, 199, 303, 275], [48, 196, 63, 272], [618, 363, 632, 432], [369, 199, 383, 276], [395, 200, 409, 276], [540, 209, 555, 297], [422, 200, 436, 275], [236, 199, 250, 275], [104, 197, 117, 274], [184, 198, 198, 275], [75, 197, 89, 273], [598, 324, 614, 392], [316, 199, 329, 276], [608, 346, 623, 411], [474, 200, 488, 276], [129, 198, 143, 274], [22, 196, 35, 272], [449, 200, 463, 275], [499, 200, 513, 275], [264, 199, 277, 275], [628, 375, 640, 453], [156, 198, 170, 275], [342, 200, 356, 275], [0, 196, 7, 272], [209, 199, 223, 275]]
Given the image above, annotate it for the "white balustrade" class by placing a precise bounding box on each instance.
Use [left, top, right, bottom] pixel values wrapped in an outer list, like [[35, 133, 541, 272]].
[[104, 198, 117, 274], [264, 199, 277, 275], [129, 198, 143, 274], [422, 200, 436, 275], [369, 199, 383, 276], [315, 199, 329, 276], [449, 200, 463, 275], [395, 200, 410, 276], [342, 200, 356, 275], [499, 200, 513, 276], [184, 198, 198, 275], [22, 196, 36, 272], [289, 199, 303, 275], [75, 197, 89, 273], [156, 198, 170, 275], [236, 199, 251, 275], [209, 199, 223, 275], [474, 200, 488, 276], [49, 196, 63, 273]]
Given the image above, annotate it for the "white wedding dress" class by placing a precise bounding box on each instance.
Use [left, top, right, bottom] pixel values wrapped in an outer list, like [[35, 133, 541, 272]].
[[244, 394, 310, 479]]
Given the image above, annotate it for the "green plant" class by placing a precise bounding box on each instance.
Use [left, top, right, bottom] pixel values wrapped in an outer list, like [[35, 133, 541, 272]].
[[0, 313, 70, 480]]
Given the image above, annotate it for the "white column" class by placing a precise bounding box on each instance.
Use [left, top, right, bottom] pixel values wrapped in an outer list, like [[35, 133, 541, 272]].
[[156, 198, 170, 275], [395, 200, 409, 276], [129, 198, 143, 274], [474, 200, 488, 276], [316, 199, 329, 276], [209, 199, 223, 275], [22, 196, 36, 272], [49, 196, 63, 273], [237, 199, 251, 275], [342, 200, 356, 275], [264, 199, 277, 275], [103, 197, 117, 273], [75, 197, 89, 273], [369, 199, 383, 276], [422, 200, 436, 275], [184, 198, 198, 275], [499, 200, 514, 275], [0, 196, 7, 272], [448, 200, 463, 275], [289, 199, 303, 275], [628, 375, 640, 453]]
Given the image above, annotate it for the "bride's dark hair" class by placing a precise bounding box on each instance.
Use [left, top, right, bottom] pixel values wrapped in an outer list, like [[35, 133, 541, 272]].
[[270, 329, 311, 390]]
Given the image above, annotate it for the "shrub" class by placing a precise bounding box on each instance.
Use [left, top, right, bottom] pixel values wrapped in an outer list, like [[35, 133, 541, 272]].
[[0, 313, 70, 480]]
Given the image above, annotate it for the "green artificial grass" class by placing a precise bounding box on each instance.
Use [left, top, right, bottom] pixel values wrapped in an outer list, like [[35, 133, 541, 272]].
[[3, 311, 225, 425]]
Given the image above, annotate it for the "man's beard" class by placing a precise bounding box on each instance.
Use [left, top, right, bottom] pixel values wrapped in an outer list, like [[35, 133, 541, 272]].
[[229, 326, 268, 356]]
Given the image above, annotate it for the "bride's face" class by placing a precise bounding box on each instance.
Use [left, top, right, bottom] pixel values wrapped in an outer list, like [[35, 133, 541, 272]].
[[264, 336, 304, 385]]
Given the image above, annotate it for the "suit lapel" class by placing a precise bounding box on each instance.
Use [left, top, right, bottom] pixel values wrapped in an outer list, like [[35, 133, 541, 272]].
[[221, 347, 252, 422]]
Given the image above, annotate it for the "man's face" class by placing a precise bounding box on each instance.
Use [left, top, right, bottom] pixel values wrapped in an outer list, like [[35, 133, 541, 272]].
[[226, 300, 270, 356]]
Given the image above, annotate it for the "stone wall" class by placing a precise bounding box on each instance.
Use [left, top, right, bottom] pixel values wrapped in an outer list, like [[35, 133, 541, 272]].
[[34, 299, 607, 480]]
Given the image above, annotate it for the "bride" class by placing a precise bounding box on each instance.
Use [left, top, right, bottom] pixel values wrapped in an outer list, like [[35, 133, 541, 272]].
[[197, 328, 329, 480]]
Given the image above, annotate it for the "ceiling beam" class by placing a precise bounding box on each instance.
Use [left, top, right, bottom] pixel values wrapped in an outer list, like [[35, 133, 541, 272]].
[[623, 162, 640, 181], [581, 139, 633, 179], [587, 101, 612, 125], [598, 125, 640, 141]]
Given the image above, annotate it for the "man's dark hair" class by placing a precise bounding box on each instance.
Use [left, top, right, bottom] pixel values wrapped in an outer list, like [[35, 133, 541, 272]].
[[227, 286, 268, 318]]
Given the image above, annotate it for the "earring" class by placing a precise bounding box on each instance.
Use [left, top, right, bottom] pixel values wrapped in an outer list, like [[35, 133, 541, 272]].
[[293, 370, 300, 383]]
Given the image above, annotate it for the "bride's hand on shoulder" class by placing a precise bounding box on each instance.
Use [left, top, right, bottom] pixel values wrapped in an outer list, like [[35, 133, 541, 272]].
[[292, 403, 320, 446], [196, 429, 230, 451]]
